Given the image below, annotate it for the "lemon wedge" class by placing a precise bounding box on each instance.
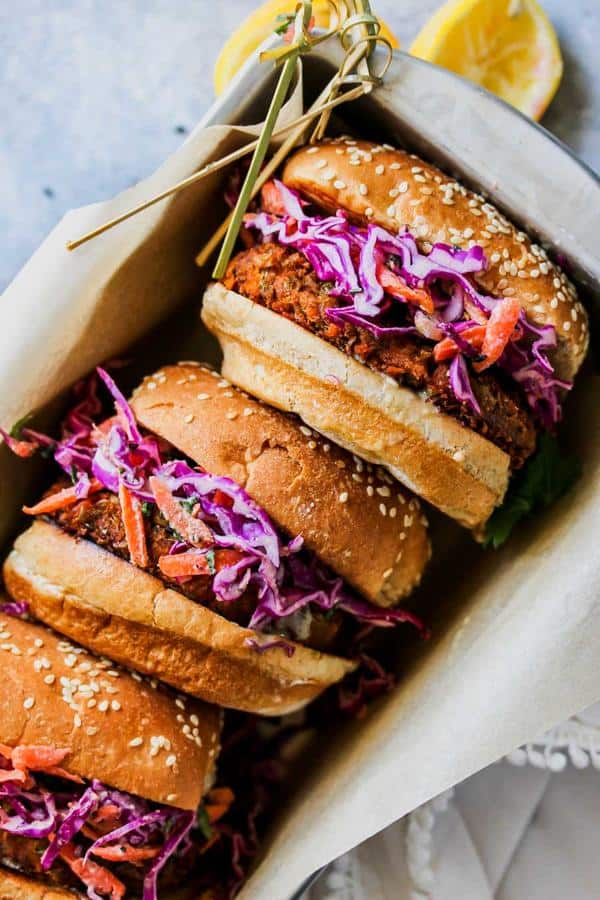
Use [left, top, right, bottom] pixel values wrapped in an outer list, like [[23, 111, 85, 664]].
[[213, 0, 400, 96], [410, 0, 563, 120]]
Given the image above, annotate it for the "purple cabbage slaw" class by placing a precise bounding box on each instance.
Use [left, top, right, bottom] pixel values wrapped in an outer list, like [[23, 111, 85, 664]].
[[0, 749, 195, 900], [4, 367, 426, 643], [245, 180, 571, 430]]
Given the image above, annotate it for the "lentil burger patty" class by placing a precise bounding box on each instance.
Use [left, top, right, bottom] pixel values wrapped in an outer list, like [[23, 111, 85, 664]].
[[223, 242, 537, 469], [47, 481, 345, 654]]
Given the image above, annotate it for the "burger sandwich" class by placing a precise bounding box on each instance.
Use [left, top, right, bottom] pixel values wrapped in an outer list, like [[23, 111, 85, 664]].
[[202, 138, 589, 528], [0, 611, 227, 899], [2, 364, 429, 716]]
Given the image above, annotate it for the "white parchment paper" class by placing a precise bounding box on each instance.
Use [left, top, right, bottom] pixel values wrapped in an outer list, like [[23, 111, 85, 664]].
[[0, 53, 599, 900]]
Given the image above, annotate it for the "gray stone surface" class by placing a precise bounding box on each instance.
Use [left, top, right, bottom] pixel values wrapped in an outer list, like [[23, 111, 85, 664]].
[[1, 0, 599, 290]]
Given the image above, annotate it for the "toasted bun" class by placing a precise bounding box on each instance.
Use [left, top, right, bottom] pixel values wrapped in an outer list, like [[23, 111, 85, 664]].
[[3, 522, 355, 717], [202, 283, 511, 528], [0, 868, 78, 899], [0, 603, 219, 810], [283, 139, 588, 381], [131, 364, 430, 606]]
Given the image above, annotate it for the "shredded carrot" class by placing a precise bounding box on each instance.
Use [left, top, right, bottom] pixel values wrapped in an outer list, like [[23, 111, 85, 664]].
[[433, 325, 486, 363], [149, 476, 213, 547], [90, 844, 160, 864], [473, 297, 522, 372], [118, 483, 149, 568], [0, 769, 27, 783], [22, 480, 104, 516], [213, 489, 234, 509], [378, 266, 434, 315], [205, 786, 235, 824], [158, 548, 246, 579], [158, 550, 212, 578], [261, 181, 286, 216], [43, 766, 84, 784], [60, 844, 126, 900], [11, 745, 70, 770]]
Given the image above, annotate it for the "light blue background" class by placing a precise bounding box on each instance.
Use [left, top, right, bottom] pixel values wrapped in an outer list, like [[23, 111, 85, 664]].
[[1, 0, 599, 290]]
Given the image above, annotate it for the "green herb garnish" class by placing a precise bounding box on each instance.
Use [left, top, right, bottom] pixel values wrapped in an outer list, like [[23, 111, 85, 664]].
[[141, 502, 153, 518], [483, 433, 582, 548], [10, 415, 32, 440], [196, 806, 213, 841], [205, 549, 216, 576], [69, 465, 78, 485]]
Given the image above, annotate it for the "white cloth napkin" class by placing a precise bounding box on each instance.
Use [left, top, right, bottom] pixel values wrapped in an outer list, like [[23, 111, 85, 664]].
[[307, 705, 600, 900]]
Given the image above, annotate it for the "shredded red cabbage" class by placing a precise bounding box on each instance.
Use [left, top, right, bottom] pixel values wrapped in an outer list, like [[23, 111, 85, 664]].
[[0, 750, 196, 899], [0, 600, 29, 618], [6, 368, 425, 644], [244, 181, 571, 430]]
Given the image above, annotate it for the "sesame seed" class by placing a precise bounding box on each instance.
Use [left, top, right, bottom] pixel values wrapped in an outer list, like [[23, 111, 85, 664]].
[[308, 440, 317, 450], [550, 298, 559, 309], [87, 699, 97, 708], [226, 411, 238, 420], [322, 169, 335, 182], [399, 182, 409, 193], [389, 507, 397, 518], [34, 638, 44, 648], [315, 158, 327, 169], [383, 568, 393, 579], [74, 714, 82, 728], [307, 146, 319, 154], [365, 207, 373, 217], [404, 515, 413, 527], [352, 473, 362, 482], [366, 486, 374, 497], [111, 701, 121, 711], [379, 504, 387, 517], [563, 321, 571, 331], [339, 492, 349, 503], [375, 164, 385, 175], [190, 714, 199, 726], [376, 486, 391, 497], [243, 408, 254, 417], [358, 183, 368, 196], [386, 204, 396, 217], [44, 674, 55, 685], [390, 162, 401, 170], [86, 726, 98, 736], [98, 700, 109, 712], [165, 754, 177, 768], [411, 166, 422, 174], [166, 793, 177, 802], [175, 698, 185, 709], [23, 696, 35, 710], [335, 460, 346, 469], [183, 413, 194, 424], [333, 179, 346, 190], [196, 393, 209, 401], [64, 654, 77, 668], [129, 737, 143, 747]]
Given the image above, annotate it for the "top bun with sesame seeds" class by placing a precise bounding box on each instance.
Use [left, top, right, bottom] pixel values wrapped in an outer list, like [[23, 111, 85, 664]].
[[0, 612, 220, 810], [202, 137, 588, 529], [282, 139, 588, 380], [130, 364, 430, 608], [3, 365, 429, 717]]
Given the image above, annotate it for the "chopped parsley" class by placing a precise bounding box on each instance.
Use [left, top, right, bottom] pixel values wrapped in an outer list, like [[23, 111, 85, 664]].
[[196, 806, 212, 841], [141, 501, 153, 518], [10, 415, 31, 440], [205, 549, 216, 576], [484, 433, 582, 549]]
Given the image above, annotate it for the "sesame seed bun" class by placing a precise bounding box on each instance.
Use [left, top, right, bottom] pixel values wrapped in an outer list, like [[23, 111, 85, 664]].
[[130, 364, 430, 607], [282, 139, 588, 381], [201, 282, 510, 528], [0, 868, 78, 899], [0, 609, 220, 810], [3, 523, 356, 717]]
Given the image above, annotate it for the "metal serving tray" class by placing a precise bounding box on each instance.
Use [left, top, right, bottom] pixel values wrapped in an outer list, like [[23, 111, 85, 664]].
[[195, 37, 600, 900]]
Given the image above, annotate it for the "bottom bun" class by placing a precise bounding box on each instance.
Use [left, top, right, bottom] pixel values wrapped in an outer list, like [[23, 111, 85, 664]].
[[0, 868, 77, 899], [202, 284, 511, 529], [4, 521, 355, 717]]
